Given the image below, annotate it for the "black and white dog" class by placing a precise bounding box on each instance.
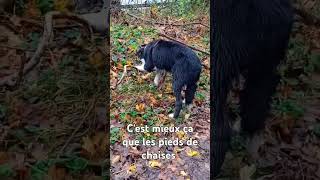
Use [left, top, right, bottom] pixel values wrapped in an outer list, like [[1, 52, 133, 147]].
[[135, 39, 202, 118]]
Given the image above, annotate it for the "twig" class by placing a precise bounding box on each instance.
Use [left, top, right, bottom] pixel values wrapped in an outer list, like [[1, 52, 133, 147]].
[[57, 97, 97, 158], [0, 11, 94, 87], [158, 32, 210, 56], [113, 169, 126, 175], [117, 65, 129, 85], [0, 11, 58, 87], [126, 11, 209, 28]]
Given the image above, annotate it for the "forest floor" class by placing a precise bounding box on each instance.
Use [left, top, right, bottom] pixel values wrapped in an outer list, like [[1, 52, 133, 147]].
[[0, 2, 108, 180], [110, 10, 211, 179]]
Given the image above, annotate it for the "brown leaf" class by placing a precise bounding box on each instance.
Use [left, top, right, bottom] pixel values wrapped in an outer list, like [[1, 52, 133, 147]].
[[82, 132, 108, 159], [135, 103, 145, 112]]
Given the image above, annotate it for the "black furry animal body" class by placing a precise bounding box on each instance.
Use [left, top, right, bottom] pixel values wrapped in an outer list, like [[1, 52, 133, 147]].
[[211, 0, 293, 177], [135, 39, 202, 118]]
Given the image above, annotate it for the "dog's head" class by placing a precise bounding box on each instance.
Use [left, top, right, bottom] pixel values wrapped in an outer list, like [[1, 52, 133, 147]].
[[135, 42, 157, 72], [136, 44, 146, 59]]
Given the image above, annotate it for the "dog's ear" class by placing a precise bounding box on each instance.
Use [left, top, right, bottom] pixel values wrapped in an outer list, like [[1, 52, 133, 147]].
[[136, 45, 146, 57]]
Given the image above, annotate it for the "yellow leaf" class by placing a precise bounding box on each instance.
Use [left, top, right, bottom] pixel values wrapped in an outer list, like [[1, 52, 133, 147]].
[[54, 0, 72, 12], [136, 103, 145, 112], [176, 131, 186, 139], [149, 160, 162, 168], [126, 60, 133, 67], [180, 171, 188, 177], [150, 5, 158, 19], [128, 164, 137, 173], [186, 149, 199, 157], [174, 147, 184, 153]]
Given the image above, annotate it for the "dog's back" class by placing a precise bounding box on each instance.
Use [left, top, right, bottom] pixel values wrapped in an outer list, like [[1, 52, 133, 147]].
[[152, 40, 201, 71]]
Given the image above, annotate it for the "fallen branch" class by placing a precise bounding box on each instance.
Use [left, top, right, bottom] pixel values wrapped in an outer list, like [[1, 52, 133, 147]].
[[117, 65, 129, 85], [0, 11, 94, 87], [158, 32, 210, 56], [0, 11, 58, 87], [126, 11, 209, 28]]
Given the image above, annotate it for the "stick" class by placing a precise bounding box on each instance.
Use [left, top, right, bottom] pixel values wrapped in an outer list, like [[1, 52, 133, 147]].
[[158, 32, 210, 56], [117, 65, 129, 85], [0, 11, 57, 87], [0, 11, 94, 87]]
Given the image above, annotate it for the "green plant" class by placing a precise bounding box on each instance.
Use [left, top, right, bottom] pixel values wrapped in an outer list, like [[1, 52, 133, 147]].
[[110, 127, 121, 144], [36, 0, 54, 14], [166, 0, 209, 18], [0, 164, 15, 178], [275, 99, 304, 119]]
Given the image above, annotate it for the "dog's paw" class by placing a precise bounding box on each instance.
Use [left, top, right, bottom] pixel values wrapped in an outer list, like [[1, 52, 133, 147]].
[[186, 104, 193, 112], [168, 113, 174, 118]]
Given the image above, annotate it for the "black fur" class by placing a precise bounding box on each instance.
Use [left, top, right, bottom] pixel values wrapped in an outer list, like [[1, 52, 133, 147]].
[[211, 0, 293, 177], [137, 39, 202, 118]]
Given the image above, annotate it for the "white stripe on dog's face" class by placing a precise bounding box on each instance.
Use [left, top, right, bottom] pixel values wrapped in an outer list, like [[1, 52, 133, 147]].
[[135, 58, 146, 72]]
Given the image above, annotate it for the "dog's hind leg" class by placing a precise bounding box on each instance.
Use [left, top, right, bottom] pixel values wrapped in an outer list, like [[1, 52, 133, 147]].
[[169, 81, 184, 119], [185, 83, 197, 112]]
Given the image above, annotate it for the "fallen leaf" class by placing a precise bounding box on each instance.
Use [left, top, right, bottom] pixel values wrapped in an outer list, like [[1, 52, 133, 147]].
[[184, 113, 191, 120], [89, 50, 105, 74], [141, 73, 152, 80], [111, 155, 121, 164], [174, 147, 184, 153], [149, 160, 162, 168], [176, 131, 186, 139], [82, 132, 108, 158], [136, 103, 145, 112], [180, 170, 188, 177], [54, 0, 72, 12], [128, 164, 137, 173], [186, 149, 199, 157]]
